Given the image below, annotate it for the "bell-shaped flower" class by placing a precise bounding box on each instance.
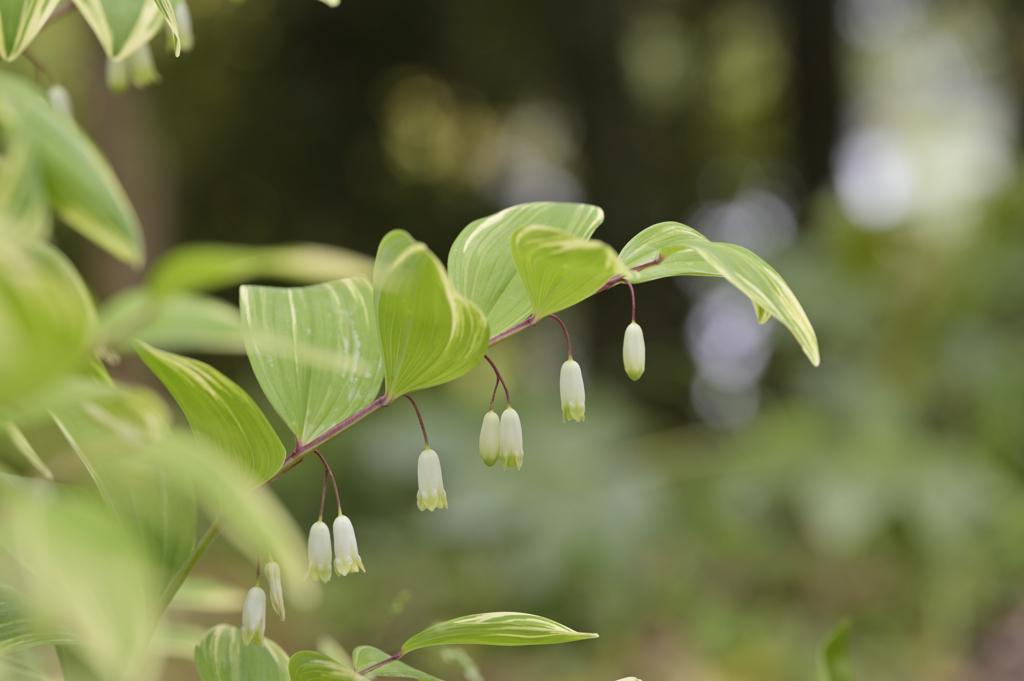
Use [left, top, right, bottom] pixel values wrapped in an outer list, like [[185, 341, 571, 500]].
[[333, 514, 365, 576], [416, 447, 448, 511], [46, 85, 74, 119], [264, 561, 284, 621], [306, 520, 333, 583], [240, 586, 266, 646], [499, 407, 524, 470], [622, 322, 646, 381], [479, 410, 500, 467], [560, 359, 585, 422]]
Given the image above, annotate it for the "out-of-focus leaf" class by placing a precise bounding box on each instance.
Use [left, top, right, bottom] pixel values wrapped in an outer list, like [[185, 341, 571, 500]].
[[448, 203, 605, 337], [3, 422, 53, 479], [352, 646, 444, 680], [374, 231, 488, 399], [315, 636, 354, 670], [0, 0, 64, 61], [148, 242, 374, 294], [436, 649, 482, 681], [0, 655, 62, 680], [618, 222, 715, 279], [194, 625, 289, 681], [817, 621, 853, 681], [153, 622, 205, 660], [136, 342, 284, 485], [289, 651, 367, 681], [510, 226, 628, 322], [0, 585, 75, 656], [150, 0, 180, 56], [401, 613, 598, 653], [240, 278, 382, 445], [0, 244, 96, 402], [619, 222, 820, 365], [71, 0, 164, 60], [169, 577, 246, 614], [0, 127, 50, 243], [100, 288, 243, 355], [0, 73, 143, 266], [0, 487, 161, 681]]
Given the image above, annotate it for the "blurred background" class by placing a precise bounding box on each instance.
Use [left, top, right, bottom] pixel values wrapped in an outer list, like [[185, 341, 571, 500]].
[[10, 0, 1024, 678]]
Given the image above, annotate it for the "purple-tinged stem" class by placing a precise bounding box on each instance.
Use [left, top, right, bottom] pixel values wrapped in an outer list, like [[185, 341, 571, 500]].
[[318, 468, 328, 520], [484, 355, 511, 407], [315, 450, 342, 514], [626, 280, 636, 322], [549, 314, 573, 358], [488, 315, 534, 347], [404, 394, 429, 447], [358, 652, 403, 675]]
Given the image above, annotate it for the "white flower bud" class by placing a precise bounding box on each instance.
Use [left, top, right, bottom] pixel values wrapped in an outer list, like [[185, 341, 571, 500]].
[[332, 514, 365, 576], [46, 85, 74, 119], [128, 44, 161, 89], [622, 322, 646, 381], [499, 406, 524, 470], [264, 561, 284, 621], [479, 410, 500, 467], [105, 59, 128, 94], [559, 359, 585, 422], [306, 520, 332, 583], [240, 586, 266, 646], [416, 448, 447, 511]]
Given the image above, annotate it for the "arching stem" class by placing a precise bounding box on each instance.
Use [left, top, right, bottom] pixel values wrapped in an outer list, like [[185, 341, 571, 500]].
[[404, 394, 429, 448], [315, 450, 342, 515], [625, 279, 636, 323], [548, 314, 573, 358], [318, 468, 328, 521], [484, 355, 511, 407]]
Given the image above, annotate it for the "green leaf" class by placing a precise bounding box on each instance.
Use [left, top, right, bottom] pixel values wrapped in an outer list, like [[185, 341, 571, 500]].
[[351, 646, 444, 680], [401, 613, 598, 653], [135, 342, 285, 485], [71, 0, 164, 60], [240, 278, 383, 445], [194, 625, 289, 681], [100, 288, 243, 355], [0, 73, 143, 266], [289, 651, 367, 681], [618, 221, 716, 279], [3, 422, 53, 479], [150, 0, 180, 56], [448, 202, 605, 337], [0, 0, 65, 60], [169, 577, 246, 614], [817, 620, 853, 681], [0, 125, 50, 243], [374, 232, 489, 399], [620, 222, 820, 366], [0, 585, 76, 656], [0, 243, 97, 403], [148, 242, 375, 294], [510, 225, 629, 322]]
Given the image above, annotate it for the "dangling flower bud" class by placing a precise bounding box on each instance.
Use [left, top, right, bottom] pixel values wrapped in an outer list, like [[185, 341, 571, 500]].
[[264, 562, 284, 621], [306, 520, 332, 582], [46, 85, 74, 119], [479, 410, 500, 467], [240, 586, 266, 646], [499, 407, 524, 470], [332, 514, 365, 576], [622, 322, 646, 381], [560, 359, 585, 422], [128, 44, 161, 89], [416, 448, 448, 511]]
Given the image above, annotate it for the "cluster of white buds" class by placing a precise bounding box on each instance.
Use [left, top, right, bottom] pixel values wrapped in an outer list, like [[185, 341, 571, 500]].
[[306, 515, 365, 582], [240, 559, 287, 646], [417, 447, 448, 511], [560, 359, 586, 422], [479, 406, 525, 469], [622, 322, 645, 381]]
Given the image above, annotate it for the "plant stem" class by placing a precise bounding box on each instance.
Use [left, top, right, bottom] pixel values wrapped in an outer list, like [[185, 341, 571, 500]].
[[484, 355, 511, 407], [404, 394, 429, 447], [548, 314, 573, 358], [626, 279, 636, 322], [358, 652, 403, 675], [315, 450, 342, 515], [156, 518, 224, 615], [488, 315, 534, 346], [318, 468, 328, 520]]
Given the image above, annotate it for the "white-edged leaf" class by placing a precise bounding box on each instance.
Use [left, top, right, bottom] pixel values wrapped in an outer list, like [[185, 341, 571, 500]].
[[0, 72, 144, 266], [0, 585, 76, 656], [240, 278, 383, 445], [194, 625, 289, 681], [100, 288, 243, 355], [72, 0, 164, 60], [135, 342, 285, 485], [289, 652, 367, 681], [448, 202, 605, 337], [401, 613, 598, 653], [0, 0, 64, 61], [373, 231, 488, 400], [0, 125, 50, 243], [618, 221, 715, 279], [510, 225, 628, 322]]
